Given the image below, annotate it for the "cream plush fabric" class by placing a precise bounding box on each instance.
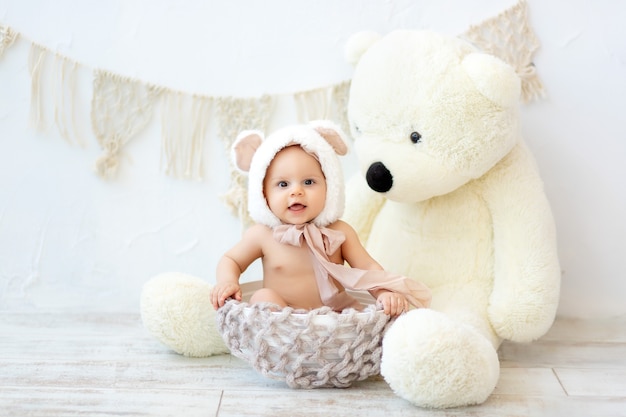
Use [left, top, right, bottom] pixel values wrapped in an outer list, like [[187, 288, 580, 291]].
[[342, 30, 561, 408], [140, 273, 228, 357]]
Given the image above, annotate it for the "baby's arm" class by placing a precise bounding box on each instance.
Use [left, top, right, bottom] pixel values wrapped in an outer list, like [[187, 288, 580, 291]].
[[333, 220, 382, 271], [211, 224, 265, 309], [211, 256, 244, 309], [332, 220, 409, 316]]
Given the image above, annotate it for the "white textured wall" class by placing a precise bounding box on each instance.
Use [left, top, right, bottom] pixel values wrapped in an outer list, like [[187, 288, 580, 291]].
[[0, 0, 624, 318]]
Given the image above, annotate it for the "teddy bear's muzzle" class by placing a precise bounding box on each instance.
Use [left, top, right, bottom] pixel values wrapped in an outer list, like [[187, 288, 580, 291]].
[[366, 161, 393, 193]]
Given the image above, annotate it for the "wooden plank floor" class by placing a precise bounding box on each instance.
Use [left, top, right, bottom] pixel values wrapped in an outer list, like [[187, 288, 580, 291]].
[[1, 312, 625, 417]]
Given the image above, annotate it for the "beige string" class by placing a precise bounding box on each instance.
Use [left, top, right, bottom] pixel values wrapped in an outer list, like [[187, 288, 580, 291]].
[[52, 53, 85, 147], [160, 91, 212, 180], [294, 86, 329, 123], [293, 81, 351, 137], [52, 54, 70, 142], [28, 43, 47, 131], [189, 95, 212, 178], [27, 42, 86, 145]]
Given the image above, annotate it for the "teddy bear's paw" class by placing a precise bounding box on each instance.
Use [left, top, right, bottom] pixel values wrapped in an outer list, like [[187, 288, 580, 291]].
[[488, 290, 560, 343], [381, 309, 499, 408], [140, 272, 228, 357]]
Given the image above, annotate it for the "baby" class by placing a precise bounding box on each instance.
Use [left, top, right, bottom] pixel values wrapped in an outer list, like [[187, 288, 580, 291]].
[[210, 121, 431, 317]]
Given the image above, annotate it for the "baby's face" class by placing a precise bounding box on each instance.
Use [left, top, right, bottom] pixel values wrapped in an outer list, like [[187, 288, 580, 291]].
[[263, 145, 327, 225]]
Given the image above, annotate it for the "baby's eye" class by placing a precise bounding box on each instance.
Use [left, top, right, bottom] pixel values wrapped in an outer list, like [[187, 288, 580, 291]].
[[278, 181, 288, 188], [304, 179, 314, 186]]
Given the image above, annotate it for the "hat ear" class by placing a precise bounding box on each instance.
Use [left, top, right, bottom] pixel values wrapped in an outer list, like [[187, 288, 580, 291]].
[[309, 120, 348, 156], [232, 130, 264, 172]]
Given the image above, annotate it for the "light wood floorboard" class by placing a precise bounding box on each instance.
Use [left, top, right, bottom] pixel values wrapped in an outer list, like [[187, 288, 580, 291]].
[[1, 312, 625, 416]]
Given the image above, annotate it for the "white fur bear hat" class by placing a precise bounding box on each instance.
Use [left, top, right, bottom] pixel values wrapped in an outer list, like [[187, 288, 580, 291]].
[[232, 120, 349, 228]]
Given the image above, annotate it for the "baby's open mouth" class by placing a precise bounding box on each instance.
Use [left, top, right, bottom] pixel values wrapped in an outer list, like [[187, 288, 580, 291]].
[[289, 203, 306, 211]]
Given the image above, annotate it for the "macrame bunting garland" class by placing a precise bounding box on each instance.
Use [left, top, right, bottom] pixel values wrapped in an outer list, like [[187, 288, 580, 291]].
[[91, 71, 162, 178], [0, 0, 542, 225]]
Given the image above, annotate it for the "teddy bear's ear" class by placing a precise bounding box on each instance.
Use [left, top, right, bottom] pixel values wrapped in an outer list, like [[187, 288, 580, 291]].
[[232, 130, 264, 172], [309, 120, 348, 156], [345, 31, 382, 66], [462, 53, 522, 108]]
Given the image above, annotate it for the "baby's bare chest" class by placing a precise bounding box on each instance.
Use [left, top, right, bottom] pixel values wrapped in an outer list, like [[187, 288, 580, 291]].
[[263, 242, 314, 276], [261, 233, 344, 277]]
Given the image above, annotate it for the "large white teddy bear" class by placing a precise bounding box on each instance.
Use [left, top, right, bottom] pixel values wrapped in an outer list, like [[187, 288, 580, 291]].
[[341, 29, 561, 408], [140, 28, 561, 410]]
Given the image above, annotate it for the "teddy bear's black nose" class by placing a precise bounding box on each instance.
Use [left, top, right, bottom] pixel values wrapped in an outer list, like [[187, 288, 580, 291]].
[[366, 162, 393, 193]]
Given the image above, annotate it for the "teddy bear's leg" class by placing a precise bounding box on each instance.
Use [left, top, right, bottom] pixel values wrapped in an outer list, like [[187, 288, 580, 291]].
[[140, 272, 229, 357], [381, 308, 499, 409]]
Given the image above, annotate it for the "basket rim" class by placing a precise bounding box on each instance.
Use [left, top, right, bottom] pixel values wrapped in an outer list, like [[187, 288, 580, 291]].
[[239, 280, 383, 320]]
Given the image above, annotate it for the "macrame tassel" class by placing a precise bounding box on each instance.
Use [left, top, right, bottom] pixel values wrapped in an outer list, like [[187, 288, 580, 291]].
[[27, 43, 87, 145], [294, 81, 351, 136], [0, 24, 18, 59], [52, 54, 85, 146], [160, 92, 212, 180], [294, 86, 330, 122], [216, 95, 274, 228], [462, 0, 545, 103], [28, 43, 48, 131], [91, 70, 161, 178]]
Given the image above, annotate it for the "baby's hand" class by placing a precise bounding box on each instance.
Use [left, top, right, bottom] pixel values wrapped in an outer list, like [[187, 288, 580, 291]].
[[210, 282, 242, 310], [376, 291, 409, 317]]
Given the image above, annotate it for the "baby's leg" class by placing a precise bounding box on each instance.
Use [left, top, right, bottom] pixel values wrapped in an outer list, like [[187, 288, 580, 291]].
[[249, 288, 288, 308]]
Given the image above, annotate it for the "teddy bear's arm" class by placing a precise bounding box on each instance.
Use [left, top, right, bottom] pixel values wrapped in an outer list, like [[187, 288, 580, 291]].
[[342, 172, 386, 245], [483, 141, 561, 343]]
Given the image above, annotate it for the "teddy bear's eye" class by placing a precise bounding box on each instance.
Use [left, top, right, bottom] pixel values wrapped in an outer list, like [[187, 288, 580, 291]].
[[410, 131, 422, 144]]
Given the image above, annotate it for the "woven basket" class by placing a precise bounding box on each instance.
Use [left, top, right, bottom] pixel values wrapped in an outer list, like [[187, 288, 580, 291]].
[[216, 281, 392, 388]]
